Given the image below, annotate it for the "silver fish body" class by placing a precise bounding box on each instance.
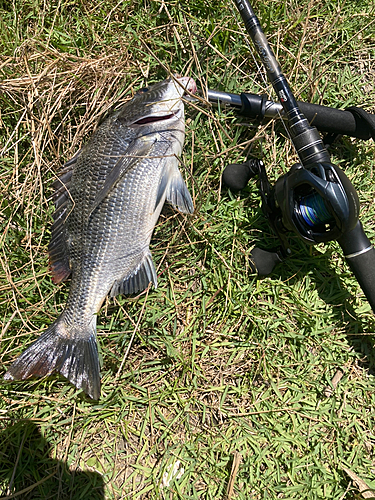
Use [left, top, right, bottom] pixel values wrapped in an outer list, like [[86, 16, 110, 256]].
[[4, 76, 196, 399]]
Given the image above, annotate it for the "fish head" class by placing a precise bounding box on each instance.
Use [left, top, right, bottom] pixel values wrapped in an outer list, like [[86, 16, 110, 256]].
[[117, 76, 196, 134]]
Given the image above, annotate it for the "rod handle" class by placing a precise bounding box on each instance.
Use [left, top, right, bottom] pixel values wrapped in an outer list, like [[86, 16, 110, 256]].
[[298, 102, 375, 141], [238, 93, 375, 140], [338, 221, 375, 313]]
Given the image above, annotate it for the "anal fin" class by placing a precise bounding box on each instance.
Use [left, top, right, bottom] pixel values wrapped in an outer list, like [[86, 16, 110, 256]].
[[110, 251, 157, 297]]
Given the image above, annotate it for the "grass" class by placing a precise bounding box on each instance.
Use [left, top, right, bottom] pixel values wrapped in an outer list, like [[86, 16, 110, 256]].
[[1, 0, 375, 498]]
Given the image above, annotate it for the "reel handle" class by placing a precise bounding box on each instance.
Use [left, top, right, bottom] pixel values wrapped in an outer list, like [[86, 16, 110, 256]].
[[338, 221, 375, 313]]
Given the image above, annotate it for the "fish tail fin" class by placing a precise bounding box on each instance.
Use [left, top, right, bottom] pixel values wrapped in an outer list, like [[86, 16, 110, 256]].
[[4, 316, 101, 399]]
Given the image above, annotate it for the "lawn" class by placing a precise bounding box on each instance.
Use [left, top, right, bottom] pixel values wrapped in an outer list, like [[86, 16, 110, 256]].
[[0, 0, 374, 498]]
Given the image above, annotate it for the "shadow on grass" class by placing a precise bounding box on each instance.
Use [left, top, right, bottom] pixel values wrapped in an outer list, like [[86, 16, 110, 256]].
[[273, 240, 375, 374], [0, 420, 104, 500], [315, 257, 375, 375]]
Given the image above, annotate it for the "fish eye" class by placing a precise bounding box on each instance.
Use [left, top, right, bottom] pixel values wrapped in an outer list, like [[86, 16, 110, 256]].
[[138, 87, 149, 93]]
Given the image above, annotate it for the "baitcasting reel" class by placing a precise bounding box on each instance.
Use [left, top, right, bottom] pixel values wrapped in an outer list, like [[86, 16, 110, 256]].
[[274, 162, 359, 244], [223, 157, 357, 267], [223, 155, 375, 312]]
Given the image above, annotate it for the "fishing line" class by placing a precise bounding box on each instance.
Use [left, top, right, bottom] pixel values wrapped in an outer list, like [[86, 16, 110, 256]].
[[297, 193, 333, 228]]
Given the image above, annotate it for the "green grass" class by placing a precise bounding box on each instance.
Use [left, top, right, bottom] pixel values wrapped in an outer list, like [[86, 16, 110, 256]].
[[1, 0, 375, 498]]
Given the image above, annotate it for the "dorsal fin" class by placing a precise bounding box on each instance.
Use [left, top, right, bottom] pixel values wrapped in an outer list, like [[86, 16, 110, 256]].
[[48, 151, 81, 284]]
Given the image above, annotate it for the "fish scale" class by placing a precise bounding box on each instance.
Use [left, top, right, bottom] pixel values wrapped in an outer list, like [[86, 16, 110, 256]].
[[5, 76, 196, 399]]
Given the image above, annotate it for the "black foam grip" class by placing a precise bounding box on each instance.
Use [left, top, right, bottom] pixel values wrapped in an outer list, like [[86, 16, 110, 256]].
[[346, 106, 375, 140], [338, 221, 375, 313], [344, 247, 375, 313], [297, 101, 373, 140]]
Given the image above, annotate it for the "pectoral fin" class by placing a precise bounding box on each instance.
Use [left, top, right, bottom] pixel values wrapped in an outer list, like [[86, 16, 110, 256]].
[[89, 139, 154, 216], [165, 164, 194, 214]]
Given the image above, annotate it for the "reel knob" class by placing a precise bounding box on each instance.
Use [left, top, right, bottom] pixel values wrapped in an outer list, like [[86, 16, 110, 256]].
[[222, 159, 263, 191], [250, 247, 283, 276]]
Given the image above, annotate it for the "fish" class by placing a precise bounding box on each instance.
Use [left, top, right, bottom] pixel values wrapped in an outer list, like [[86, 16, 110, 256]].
[[4, 76, 197, 399]]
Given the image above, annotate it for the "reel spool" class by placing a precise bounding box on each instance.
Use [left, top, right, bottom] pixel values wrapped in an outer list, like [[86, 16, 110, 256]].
[[273, 162, 360, 245]]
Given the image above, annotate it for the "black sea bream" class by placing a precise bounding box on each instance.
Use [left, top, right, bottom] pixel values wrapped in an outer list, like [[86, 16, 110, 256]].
[[5, 76, 196, 399]]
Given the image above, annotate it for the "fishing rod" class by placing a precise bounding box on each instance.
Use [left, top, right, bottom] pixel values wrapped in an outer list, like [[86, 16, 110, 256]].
[[223, 0, 375, 312], [205, 89, 375, 141]]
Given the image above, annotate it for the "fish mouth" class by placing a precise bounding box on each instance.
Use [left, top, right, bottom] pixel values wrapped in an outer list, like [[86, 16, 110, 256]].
[[133, 109, 180, 125], [175, 76, 197, 95]]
